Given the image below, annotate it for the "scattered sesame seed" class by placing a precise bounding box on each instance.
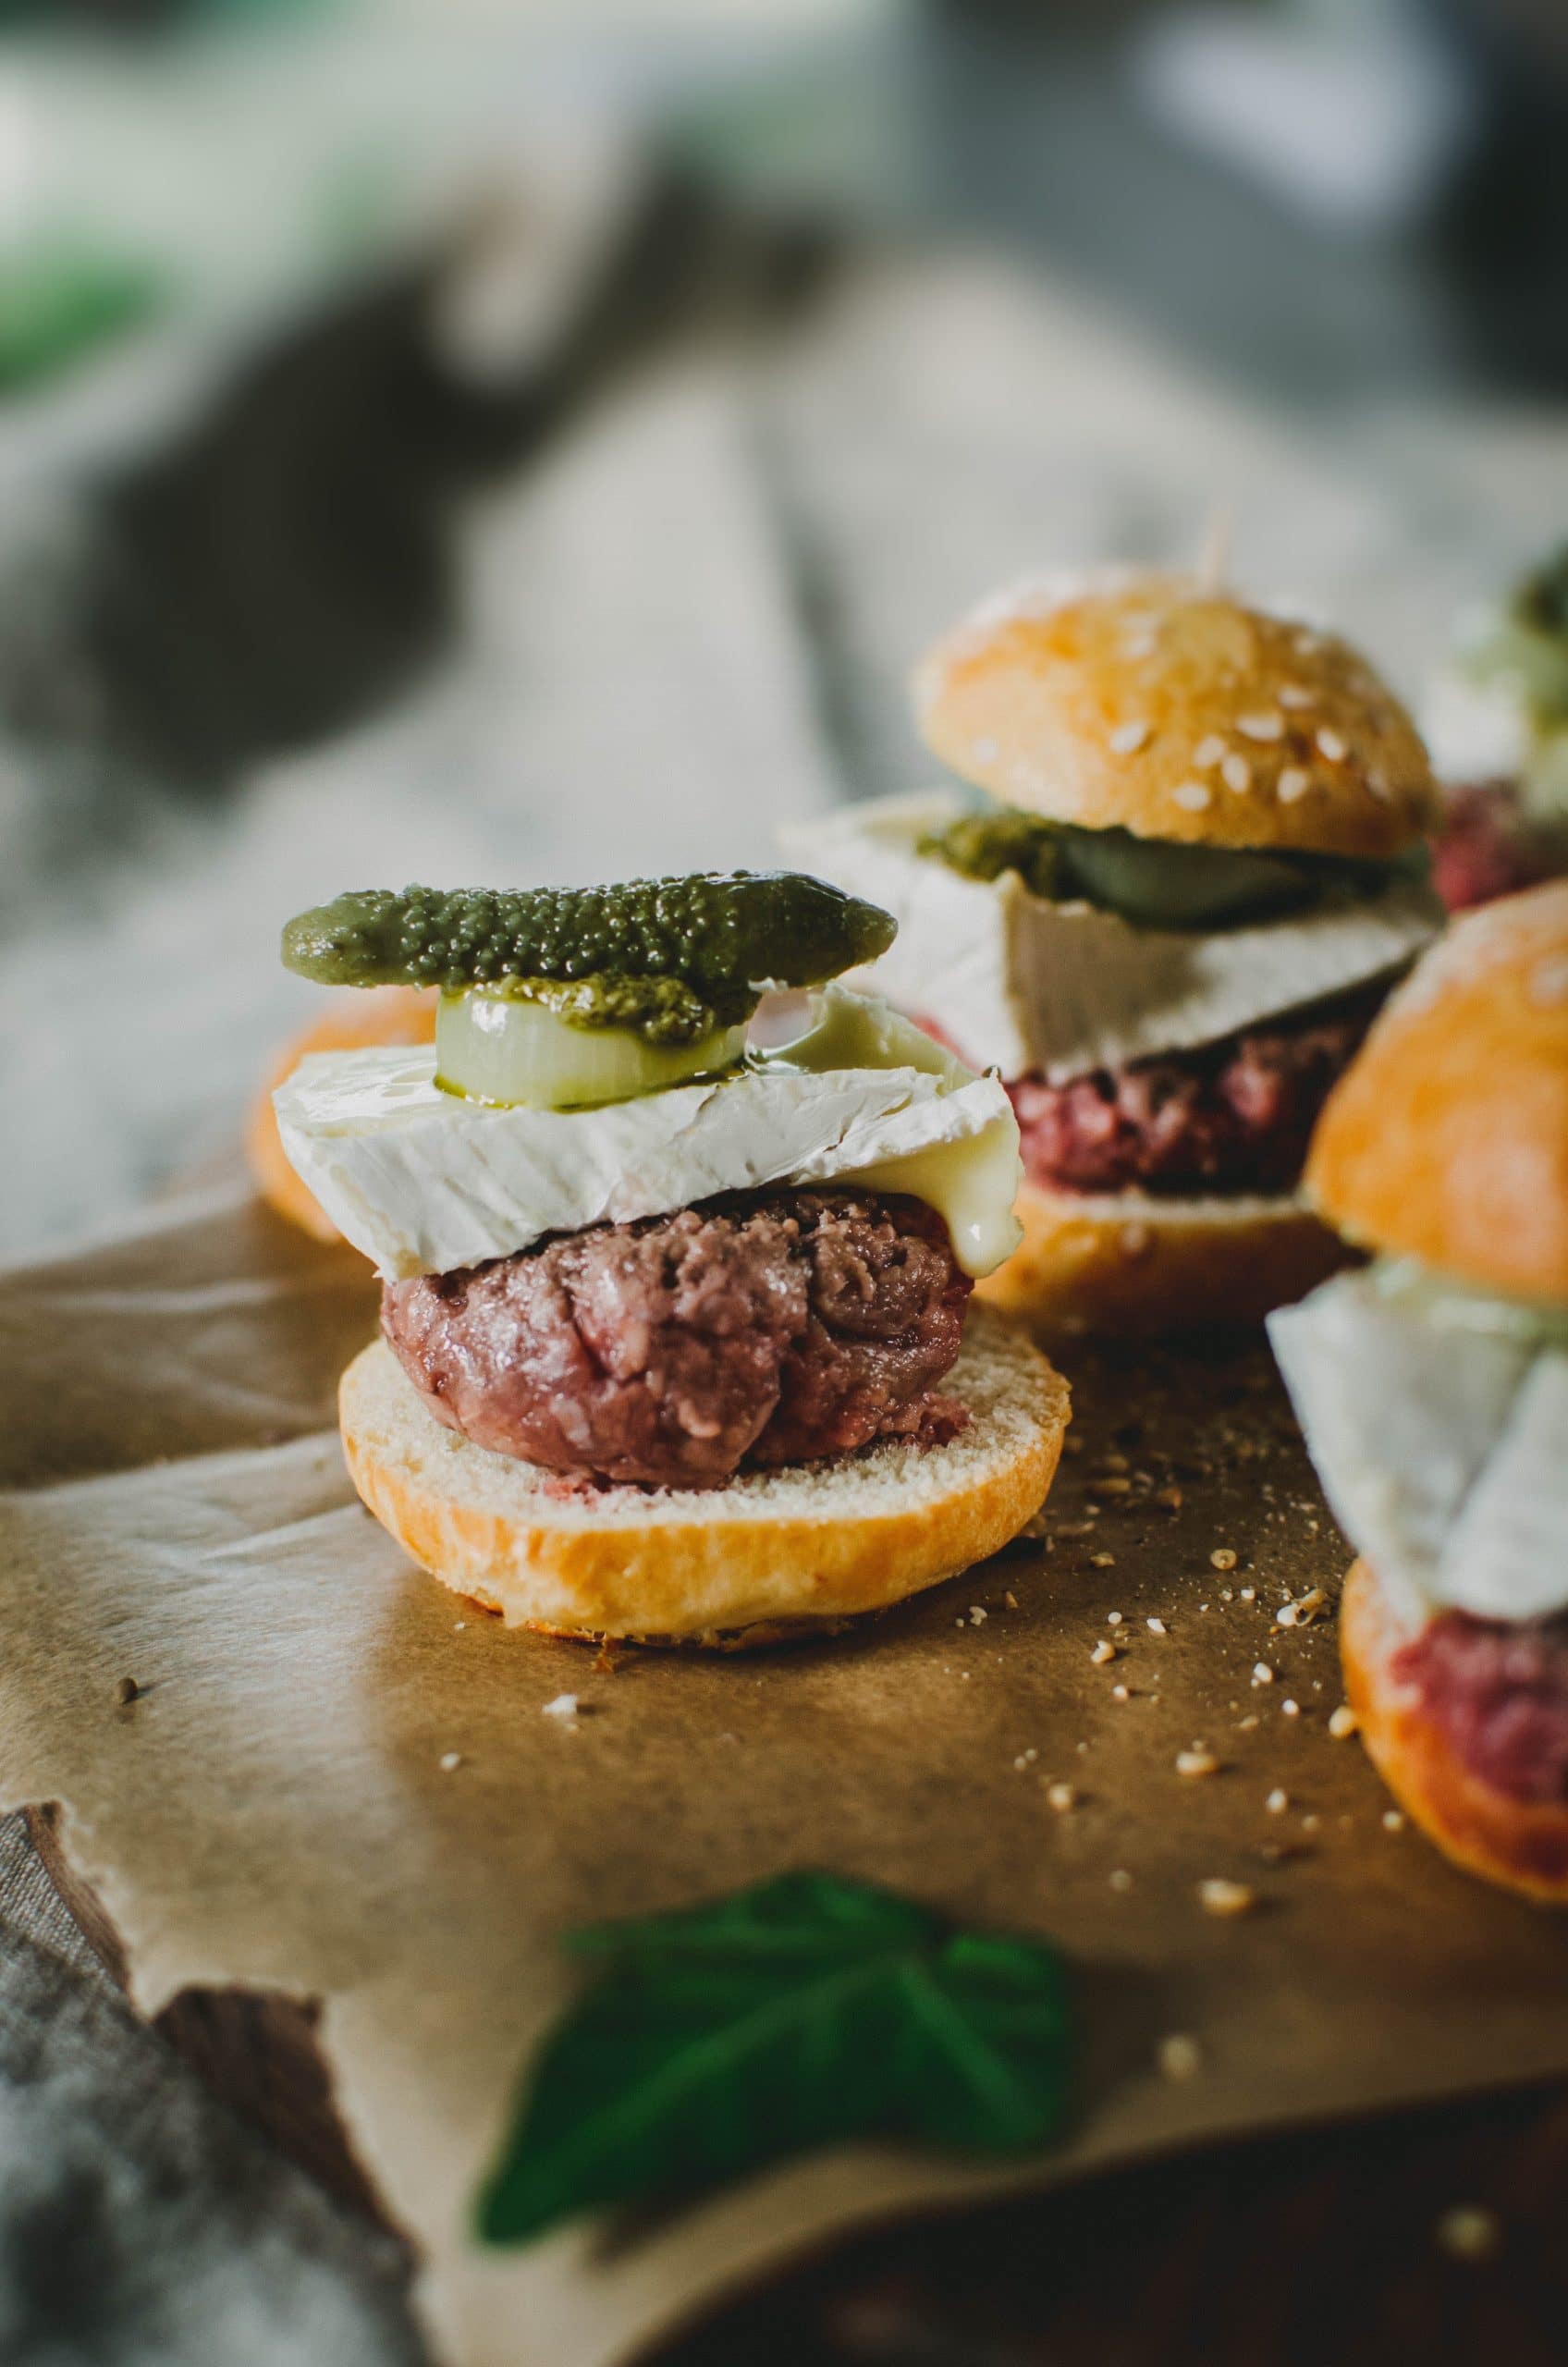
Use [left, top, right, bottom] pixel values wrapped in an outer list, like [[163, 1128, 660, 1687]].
[[1172, 781, 1211, 811], [1193, 733, 1227, 767], [1279, 683, 1314, 708], [1220, 752, 1252, 793], [969, 1605, 988, 1626], [1197, 1877, 1256, 1918], [1047, 1782, 1077, 1811], [1147, 1616, 1168, 1636], [1266, 1788, 1289, 1815], [1158, 2033, 1203, 2081], [1240, 1586, 1256, 1602], [1112, 1684, 1130, 1702], [1109, 1869, 1133, 1894], [1281, 1699, 1300, 1719], [1276, 1603, 1299, 1628], [1004, 1590, 1020, 1611], [1176, 1749, 1220, 1779], [1210, 1548, 1237, 1571], [1237, 1712, 1259, 1731], [1329, 1705, 1360, 1740], [1106, 1611, 1123, 1626], [1237, 712, 1283, 742], [1253, 1662, 1275, 1686], [1277, 767, 1311, 803], [453, 1621, 467, 1631], [1091, 1640, 1119, 1666], [542, 1693, 579, 1720], [438, 1751, 463, 1772], [1383, 1809, 1405, 1833], [1109, 719, 1150, 754], [1316, 726, 1347, 761], [1090, 1551, 1117, 1569], [1436, 2205, 1501, 2263]]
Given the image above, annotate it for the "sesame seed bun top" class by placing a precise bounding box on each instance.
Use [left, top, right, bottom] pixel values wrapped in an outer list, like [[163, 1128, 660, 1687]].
[[913, 569, 1435, 860], [1306, 882, 1568, 1305]]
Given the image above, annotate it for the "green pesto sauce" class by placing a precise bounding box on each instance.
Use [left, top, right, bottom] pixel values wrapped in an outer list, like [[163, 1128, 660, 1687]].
[[490, 972, 758, 1047]]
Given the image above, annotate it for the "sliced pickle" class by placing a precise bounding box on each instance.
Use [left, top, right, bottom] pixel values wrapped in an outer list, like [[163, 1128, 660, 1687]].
[[922, 804, 1403, 931], [1056, 828, 1321, 928], [436, 990, 746, 1109]]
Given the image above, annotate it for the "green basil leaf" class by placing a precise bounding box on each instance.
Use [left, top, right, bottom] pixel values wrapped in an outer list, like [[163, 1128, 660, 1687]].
[[475, 1870, 1072, 2246]]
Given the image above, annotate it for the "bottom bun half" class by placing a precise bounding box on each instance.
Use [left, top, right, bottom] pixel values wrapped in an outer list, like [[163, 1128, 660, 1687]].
[[339, 1305, 1070, 1647], [1341, 1557, 1568, 1904], [974, 1179, 1348, 1335]]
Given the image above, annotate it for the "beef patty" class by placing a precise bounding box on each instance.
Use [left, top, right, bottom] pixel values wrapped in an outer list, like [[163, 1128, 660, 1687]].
[[1429, 780, 1568, 914], [1003, 986, 1382, 1199], [381, 1189, 971, 1489], [1393, 1609, 1568, 1805]]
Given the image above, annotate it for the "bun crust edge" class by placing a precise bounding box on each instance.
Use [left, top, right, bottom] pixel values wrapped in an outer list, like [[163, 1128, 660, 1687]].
[[1307, 881, 1568, 1304], [1341, 1557, 1568, 1903], [339, 1307, 1070, 1646], [974, 1179, 1348, 1334]]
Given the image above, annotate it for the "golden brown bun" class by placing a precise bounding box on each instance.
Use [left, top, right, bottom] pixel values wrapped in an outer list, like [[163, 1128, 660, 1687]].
[[248, 988, 436, 1243], [974, 1177, 1348, 1335], [1341, 1557, 1568, 1904], [339, 1308, 1070, 1647], [1307, 881, 1568, 1304], [914, 569, 1433, 859]]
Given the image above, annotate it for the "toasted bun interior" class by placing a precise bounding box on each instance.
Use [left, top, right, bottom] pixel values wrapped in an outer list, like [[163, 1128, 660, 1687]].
[[339, 1307, 1069, 1645], [1307, 881, 1568, 1304], [1341, 1557, 1568, 1903], [974, 1178, 1348, 1335], [248, 987, 437, 1243], [914, 570, 1433, 859]]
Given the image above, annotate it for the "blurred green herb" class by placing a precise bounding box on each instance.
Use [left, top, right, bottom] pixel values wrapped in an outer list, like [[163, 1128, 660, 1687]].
[[0, 242, 164, 390], [476, 1870, 1072, 2246]]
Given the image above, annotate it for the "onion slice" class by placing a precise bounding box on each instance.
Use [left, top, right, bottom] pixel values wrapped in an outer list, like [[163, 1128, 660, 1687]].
[[435, 991, 747, 1109]]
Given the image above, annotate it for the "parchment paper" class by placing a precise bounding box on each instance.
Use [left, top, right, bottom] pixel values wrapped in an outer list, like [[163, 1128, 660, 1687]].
[[2, 1188, 1567, 2367]]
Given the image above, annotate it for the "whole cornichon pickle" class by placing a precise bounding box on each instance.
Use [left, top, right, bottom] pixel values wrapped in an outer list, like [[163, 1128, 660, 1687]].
[[281, 874, 897, 994]]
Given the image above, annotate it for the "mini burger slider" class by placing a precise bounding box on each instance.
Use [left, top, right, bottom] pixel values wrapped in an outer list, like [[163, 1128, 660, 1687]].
[[274, 872, 1069, 1646], [1271, 883, 1568, 1900], [785, 570, 1441, 1331]]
